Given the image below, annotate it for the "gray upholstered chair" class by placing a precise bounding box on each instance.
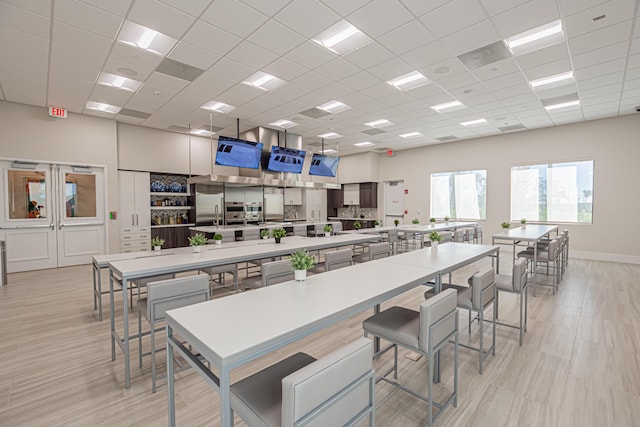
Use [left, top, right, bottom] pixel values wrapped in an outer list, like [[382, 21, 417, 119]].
[[362, 288, 459, 427], [332, 222, 343, 233], [293, 225, 307, 237], [475, 225, 483, 244], [136, 275, 209, 392], [131, 273, 175, 308], [441, 267, 496, 374], [464, 227, 476, 243], [261, 259, 295, 287], [517, 237, 561, 295], [353, 241, 391, 263], [495, 258, 529, 345], [311, 248, 353, 273], [386, 228, 400, 254], [453, 229, 465, 243], [230, 337, 375, 427]]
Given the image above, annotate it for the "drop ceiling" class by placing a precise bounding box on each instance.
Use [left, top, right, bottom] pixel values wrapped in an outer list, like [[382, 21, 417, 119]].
[[0, 0, 638, 156]]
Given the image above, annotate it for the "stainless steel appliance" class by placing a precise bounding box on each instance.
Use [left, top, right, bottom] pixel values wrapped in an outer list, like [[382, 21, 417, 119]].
[[195, 183, 224, 226], [225, 201, 245, 225], [245, 202, 263, 224]]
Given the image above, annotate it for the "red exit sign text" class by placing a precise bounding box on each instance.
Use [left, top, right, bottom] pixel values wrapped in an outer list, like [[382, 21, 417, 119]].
[[49, 106, 67, 118]]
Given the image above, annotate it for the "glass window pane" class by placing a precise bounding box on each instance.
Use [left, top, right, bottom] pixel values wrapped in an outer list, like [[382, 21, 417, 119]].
[[454, 173, 480, 218], [511, 168, 540, 220], [64, 173, 97, 218], [431, 175, 450, 218], [430, 169, 486, 220], [7, 170, 47, 219]]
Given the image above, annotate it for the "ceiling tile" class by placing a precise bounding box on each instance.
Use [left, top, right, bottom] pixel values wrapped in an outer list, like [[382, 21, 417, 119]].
[[479, 0, 531, 16], [262, 57, 309, 82], [564, 0, 635, 38], [481, 71, 528, 90], [367, 58, 414, 81], [523, 58, 573, 80], [53, 21, 113, 57], [421, 57, 471, 82], [285, 41, 336, 70], [79, 0, 133, 17], [440, 19, 501, 56], [437, 72, 480, 92], [109, 43, 163, 72], [127, 0, 194, 40], [52, 42, 105, 70], [578, 72, 623, 90], [342, 41, 395, 69], [48, 79, 94, 112], [376, 19, 435, 55], [0, 25, 48, 56], [0, 43, 47, 70], [514, 42, 570, 70], [247, 19, 306, 56], [491, 0, 560, 39], [168, 41, 220, 70], [580, 83, 622, 100], [225, 41, 278, 70], [90, 84, 135, 105], [347, 0, 414, 39], [55, 0, 122, 39], [573, 41, 629, 70], [558, 0, 609, 16], [201, 0, 268, 38], [575, 58, 626, 80], [420, 0, 486, 38], [291, 71, 334, 92], [125, 92, 167, 112], [340, 71, 381, 91], [274, 0, 340, 38], [473, 58, 521, 81], [138, 72, 190, 99], [568, 20, 633, 55], [239, 0, 293, 17], [157, 0, 212, 17], [400, 41, 450, 69], [207, 57, 255, 82], [0, 2, 50, 38], [398, 0, 453, 17], [315, 57, 361, 81], [182, 21, 241, 56]]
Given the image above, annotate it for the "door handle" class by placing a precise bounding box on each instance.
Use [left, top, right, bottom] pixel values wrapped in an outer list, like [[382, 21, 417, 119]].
[[132, 213, 135, 226], [60, 222, 104, 228], [0, 224, 53, 230]]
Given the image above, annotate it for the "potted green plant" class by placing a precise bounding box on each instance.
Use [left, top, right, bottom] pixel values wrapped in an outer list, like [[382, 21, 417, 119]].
[[260, 229, 270, 240], [444, 216, 450, 223], [428, 231, 442, 249], [151, 236, 165, 251], [272, 228, 286, 243], [323, 224, 333, 237], [520, 218, 527, 228], [213, 233, 223, 245], [373, 220, 380, 228], [501, 222, 511, 230], [289, 249, 315, 281], [353, 221, 362, 230], [394, 219, 400, 227], [188, 233, 207, 252], [429, 217, 437, 227], [412, 218, 419, 224]]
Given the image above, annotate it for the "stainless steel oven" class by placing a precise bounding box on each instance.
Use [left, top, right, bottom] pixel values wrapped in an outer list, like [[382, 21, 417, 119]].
[[245, 202, 263, 224], [224, 202, 245, 225]]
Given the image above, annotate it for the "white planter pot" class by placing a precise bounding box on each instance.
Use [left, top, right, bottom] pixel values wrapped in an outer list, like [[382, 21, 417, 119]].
[[214, 240, 222, 245], [262, 236, 268, 240], [294, 270, 307, 281], [431, 240, 439, 249], [325, 232, 330, 237], [192, 245, 201, 253], [153, 246, 161, 251], [521, 224, 526, 228]]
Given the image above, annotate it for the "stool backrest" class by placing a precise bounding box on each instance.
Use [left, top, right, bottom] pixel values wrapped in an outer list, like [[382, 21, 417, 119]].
[[470, 267, 496, 310], [368, 242, 391, 261], [325, 249, 353, 271], [512, 258, 528, 292], [419, 288, 457, 353], [146, 275, 209, 322], [262, 259, 294, 286]]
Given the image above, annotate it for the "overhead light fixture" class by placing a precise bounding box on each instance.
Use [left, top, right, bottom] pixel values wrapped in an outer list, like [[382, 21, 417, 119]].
[[460, 119, 488, 126], [431, 100, 464, 112], [354, 142, 375, 147], [200, 100, 235, 114], [530, 71, 574, 89], [364, 119, 393, 128], [190, 129, 214, 136], [319, 148, 337, 153], [400, 132, 422, 138], [85, 101, 121, 114], [544, 100, 580, 111], [117, 21, 177, 56], [506, 20, 564, 56], [317, 100, 351, 114], [97, 72, 142, 92], [243, 71, 285, 91], [387, 71, 430, 91], [269, 119, 298, 129], [312, 20, 371, 55], [318, 132, 341, 139]]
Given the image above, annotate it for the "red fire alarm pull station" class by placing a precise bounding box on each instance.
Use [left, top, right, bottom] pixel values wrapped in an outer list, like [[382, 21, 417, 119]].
[[404, 189, 408, 194], [404, 210, 408, 215], [387, 150, 394, 156]]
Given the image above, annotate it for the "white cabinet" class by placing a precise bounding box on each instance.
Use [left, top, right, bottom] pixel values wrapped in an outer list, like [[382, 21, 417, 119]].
[[118, 171, 150, 252], [343, 184, 360, 205], [284, 188, 303, 205], [305, 189, 327, 222]]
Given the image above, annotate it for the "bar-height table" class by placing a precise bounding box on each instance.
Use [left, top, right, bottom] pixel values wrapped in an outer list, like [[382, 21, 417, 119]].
[[165, 260, 440, 427], [491, 225, 558, 296], [108, 233, 381, 388]]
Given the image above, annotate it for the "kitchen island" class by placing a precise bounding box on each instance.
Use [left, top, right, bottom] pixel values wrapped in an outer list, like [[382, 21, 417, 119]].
[[190, 220, 342, 239]]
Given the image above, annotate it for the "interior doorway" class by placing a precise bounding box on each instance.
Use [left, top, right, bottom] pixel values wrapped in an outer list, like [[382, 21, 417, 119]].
[[384, 180, 404, 226]]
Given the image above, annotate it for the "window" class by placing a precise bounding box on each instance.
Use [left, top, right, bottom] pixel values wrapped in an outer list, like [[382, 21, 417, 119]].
[[430, 170, 487, 219], [511, 160, 593, 223]]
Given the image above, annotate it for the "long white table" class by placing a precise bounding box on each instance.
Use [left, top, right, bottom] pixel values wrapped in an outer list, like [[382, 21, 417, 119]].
[[108, 233, 381, 388], [344, 221, 477, 235], [165, 260, 440, 427], [491, 225, 558, 296], [165, 241, 499, 426]]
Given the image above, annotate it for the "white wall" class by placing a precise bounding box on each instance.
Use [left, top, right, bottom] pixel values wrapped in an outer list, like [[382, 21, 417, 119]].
[[376, 114, 640, 263], [338, 152, 379, 183]]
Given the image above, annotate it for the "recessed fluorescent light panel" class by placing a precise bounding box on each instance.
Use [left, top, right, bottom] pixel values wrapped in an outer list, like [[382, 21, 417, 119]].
[[269, 119, 298, 129], [530, 71, 574, 90], [243, 71, 285, 91], [319, 148, 337, 153], [97, 72, 142, 92], [190, 129, 214, 136], [201, 101, 235, 114], [85, 101, 121, 114], [544, 100, 580, 111], [318, 132, 342, 139], [364, 119, 393, 128], [400, 132, 422, 138], [317, 100, 351, 114], [117, 21, 177, 56], [460, 119, 488, 127], [506, 20, 564, 56], [431, 100, 465, 112], [312, 20, 371, 55], [387, 71, 430, 91], [354, 141, 375, 147]]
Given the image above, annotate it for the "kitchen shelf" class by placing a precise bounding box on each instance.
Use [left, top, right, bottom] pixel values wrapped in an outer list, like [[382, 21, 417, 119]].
[[151, 223, 195, 228], [150, 206, 192, 210], [150, 192, 191, 196]]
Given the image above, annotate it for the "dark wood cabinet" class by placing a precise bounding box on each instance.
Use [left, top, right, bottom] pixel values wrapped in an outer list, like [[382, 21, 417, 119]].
[[340, 219, 376, 231], [359, 182, 377, 208], [327, 188, 343, 217], [152, 226, 191, 249]]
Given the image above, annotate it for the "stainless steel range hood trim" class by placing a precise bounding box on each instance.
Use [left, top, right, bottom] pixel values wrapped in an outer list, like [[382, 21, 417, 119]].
[[188, 175, 340, 189]]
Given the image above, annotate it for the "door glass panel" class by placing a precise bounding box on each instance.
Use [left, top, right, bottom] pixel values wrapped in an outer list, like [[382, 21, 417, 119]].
[[7, 170, 47, 219], [64, 173, 96, 218]]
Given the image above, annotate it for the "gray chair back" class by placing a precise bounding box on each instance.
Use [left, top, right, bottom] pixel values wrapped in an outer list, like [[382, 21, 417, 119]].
[[418, 288, 457, 353], [454, 229, 465, 242], [243, 228, 260, 241], [332, 222, 343, 232], [439, 231, 453, 243], [146, 275, 209, 322], [262, 259, 294, 286], [512, 258, 528, 292], [293, 225, 307, 237], [324, 249, 353, 271], [368, 242, 391, 261], [470, 267, 496, 310], [281, 337, 374, 426]]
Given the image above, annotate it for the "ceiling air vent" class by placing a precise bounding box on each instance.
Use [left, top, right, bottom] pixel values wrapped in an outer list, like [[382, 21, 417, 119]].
[[299, 108, 331, 119], [155, 58, 205, 82], [457, 41, 511, 70], [166, 125, 191, 133], [434, 135, 458, 142], [498, 124, 527, 132], [361, 128, 387, 135], [117, 108, 151, 119]]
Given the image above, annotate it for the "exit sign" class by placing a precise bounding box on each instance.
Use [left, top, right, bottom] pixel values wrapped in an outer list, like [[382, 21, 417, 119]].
[[49, 106, 67, 118]]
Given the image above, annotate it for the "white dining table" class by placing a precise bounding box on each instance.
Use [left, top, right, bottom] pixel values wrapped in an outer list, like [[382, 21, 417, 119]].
[[491, 224, 558, 296], [165, 259, 440, 427], [108, 233, 381, 388]]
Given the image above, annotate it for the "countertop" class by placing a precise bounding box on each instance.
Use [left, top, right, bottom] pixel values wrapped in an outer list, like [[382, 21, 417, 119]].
[[191, 220, 341, 233], [329, 217, 377, 221]]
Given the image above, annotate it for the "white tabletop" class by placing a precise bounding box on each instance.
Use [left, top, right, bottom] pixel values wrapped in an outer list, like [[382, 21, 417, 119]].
[[166, 260, 438, 367], [344, 221, 477, 234], [492, 224, 558, 241]]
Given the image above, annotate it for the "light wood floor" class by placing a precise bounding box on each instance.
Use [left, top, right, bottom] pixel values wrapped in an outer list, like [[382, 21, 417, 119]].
[[1, 254, 640, 426]]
